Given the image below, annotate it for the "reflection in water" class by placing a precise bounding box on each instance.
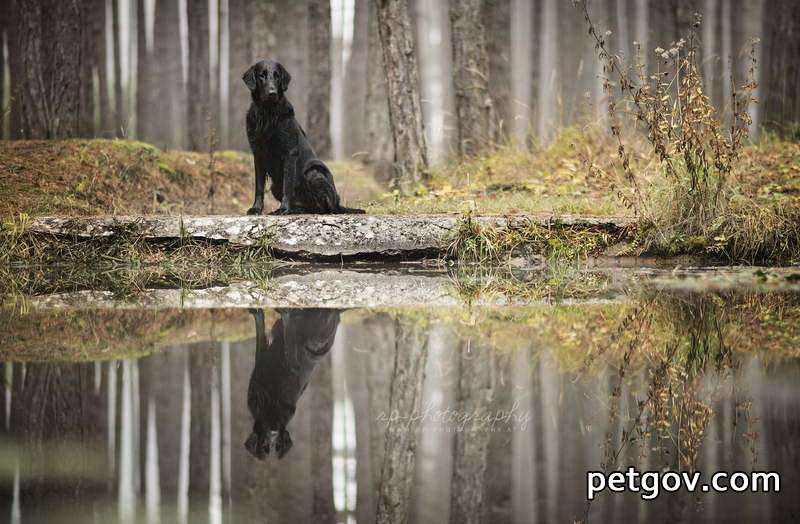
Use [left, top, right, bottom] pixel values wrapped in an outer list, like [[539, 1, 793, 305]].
[[245, 308, 340, 460], [1, 292, 800, 522]]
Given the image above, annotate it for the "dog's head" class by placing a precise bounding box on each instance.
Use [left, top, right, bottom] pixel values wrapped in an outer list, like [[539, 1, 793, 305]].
[[243, 60, 291, 105], [245, 425, 293, 460]]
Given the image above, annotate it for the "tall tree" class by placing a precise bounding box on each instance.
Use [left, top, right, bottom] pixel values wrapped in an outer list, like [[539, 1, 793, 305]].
[[111, 0, 124, 135], [1, 2, 6, 138], [154, 0, 185, 148], [79, 0, 106, 137], [16, 0, 83, 138], [482, 0, 511, 141], [344, 0, 370, 157], [450, 0, 494, 156], [374, 0, 428, 188], [761, 0, 800, 134], [136, 0, 156, 142], [187, 0, 211, 150], [228, 0, 255, 151], [308, 0, 332, 157], [365, 0, 394, 174]]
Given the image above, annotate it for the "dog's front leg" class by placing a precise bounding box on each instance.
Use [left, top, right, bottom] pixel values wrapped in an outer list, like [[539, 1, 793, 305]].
[[247, 154, 267, 215]]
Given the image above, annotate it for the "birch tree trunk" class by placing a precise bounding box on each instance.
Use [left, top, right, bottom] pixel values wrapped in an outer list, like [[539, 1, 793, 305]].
[[374, 0, 428, 189], [308, 0, 333, 158], [450, 0, 494, 156]]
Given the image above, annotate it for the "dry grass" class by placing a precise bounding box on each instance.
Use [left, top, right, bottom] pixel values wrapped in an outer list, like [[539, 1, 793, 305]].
[[0, 139, 382, 217]]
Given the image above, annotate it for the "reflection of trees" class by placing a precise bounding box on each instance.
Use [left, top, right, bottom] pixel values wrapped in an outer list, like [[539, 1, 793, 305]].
[[376, 319, 429, 524]]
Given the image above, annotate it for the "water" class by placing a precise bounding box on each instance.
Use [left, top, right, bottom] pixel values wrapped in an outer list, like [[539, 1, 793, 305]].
[[1, 266, 799, 523]]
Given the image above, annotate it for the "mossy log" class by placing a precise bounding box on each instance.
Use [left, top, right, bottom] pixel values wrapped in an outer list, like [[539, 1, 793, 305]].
[[26, 214, 633, 260]]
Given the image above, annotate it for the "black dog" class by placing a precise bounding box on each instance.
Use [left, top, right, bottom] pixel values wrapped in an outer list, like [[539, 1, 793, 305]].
[[242, 59, 364, 215], [245, 308, 340, 459]]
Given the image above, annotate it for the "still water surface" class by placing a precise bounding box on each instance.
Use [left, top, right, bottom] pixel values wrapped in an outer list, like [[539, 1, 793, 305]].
[[1, 268, 799, 523]]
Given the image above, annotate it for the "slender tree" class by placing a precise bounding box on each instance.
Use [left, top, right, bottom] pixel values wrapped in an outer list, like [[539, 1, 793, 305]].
[[450, 0, 494, 156], [374, 0, 428, 188], [16, 0, 83, 138], [344, 0, 370, 157], [154, 0, 185, 148], [136, 0, 157, 142], [761, 0, 800, 134], [111, 0, 124, 135], [78, 0, 105, 137], [365, 0, 393, 173], [483, 0, 511, 140], [308, 0, 332, 157], [187, 0, 211, 150], [0, 2, 6, 138], [228, 0, 255, 151]]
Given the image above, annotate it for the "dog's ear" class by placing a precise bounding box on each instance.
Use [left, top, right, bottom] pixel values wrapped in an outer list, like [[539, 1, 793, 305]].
[[242, 66, 257, 91], [276, 63, 291, 93]]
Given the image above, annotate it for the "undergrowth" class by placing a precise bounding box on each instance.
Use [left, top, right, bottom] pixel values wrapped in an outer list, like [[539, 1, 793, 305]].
[[577, 0, 800, 264], [0, 214, 279, 296]]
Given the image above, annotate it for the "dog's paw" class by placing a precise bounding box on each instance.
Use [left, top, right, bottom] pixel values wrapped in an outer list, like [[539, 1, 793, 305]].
[[246, 207, 262, 215], [268, 207, 288, 216]]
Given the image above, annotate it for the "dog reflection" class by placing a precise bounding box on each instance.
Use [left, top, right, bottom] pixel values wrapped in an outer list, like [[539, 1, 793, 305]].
[[245, 308, 340, 459]]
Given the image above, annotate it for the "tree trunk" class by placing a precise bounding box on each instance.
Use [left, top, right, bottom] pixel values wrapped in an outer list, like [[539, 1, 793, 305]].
[[154, 0, 185, 148], [78, 0, 105, 137], [365, 0, 394, 176], [1, 3, 6, 138], [374, 0, 428, 189], [449, 342, 495, 524], [310, 356, 336, 523], [187, 0, 211, 151], [376, 320, 428, 524], [111, 0, 124, 136], [136, 0, 156, 143], [482, 0, 511, 141], [16, 0, 83, 138], [308, 0, 332, 158], [344, 0, 370, 157], [761, 0, 800, 134], [228, 0, 255, 150], [450, 0, 494, 156]]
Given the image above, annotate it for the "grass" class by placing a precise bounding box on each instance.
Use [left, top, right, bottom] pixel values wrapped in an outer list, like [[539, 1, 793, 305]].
[[0, 214, 280, 296], [0, 138, 382, 217]]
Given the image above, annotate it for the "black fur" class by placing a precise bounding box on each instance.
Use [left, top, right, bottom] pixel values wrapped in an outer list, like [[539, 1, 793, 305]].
[[245, 308, 340, 460], [242, 59, 364, 215]]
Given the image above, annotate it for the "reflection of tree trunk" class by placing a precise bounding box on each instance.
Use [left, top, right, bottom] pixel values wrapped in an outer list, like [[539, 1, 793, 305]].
[[9, 362, 106, 521], [310, 356, 336, 523], [376, 319, 429, 524], [484, 351, 513, 523], [450, 341, 495, 524], [188, 343, 214, 507]]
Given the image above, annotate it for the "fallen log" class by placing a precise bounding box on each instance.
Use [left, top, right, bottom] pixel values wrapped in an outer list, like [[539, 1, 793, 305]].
[[25, 214, 633, 260]]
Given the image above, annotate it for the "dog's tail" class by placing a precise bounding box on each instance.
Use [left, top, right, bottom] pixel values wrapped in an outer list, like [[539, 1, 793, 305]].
[[335, 205, 366, 214]]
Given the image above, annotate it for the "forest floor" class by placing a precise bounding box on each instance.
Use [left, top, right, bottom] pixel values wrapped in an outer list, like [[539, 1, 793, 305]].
[[2, 130, 798, 220]]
